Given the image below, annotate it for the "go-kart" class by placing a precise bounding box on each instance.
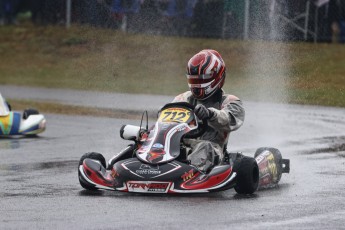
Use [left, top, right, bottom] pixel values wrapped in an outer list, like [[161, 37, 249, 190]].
[[78, 102, 289, 194], [0, 94, 46, 136]]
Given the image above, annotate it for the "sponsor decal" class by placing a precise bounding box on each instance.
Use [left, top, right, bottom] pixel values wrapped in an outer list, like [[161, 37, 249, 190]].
[[258, 162, 269, 177], [136, 164, 161, 175], [140, 164, 156, 170], [110, 169, 119, 179], [181, 169, 194, 181], [256, 150, 271, 164], [127, 181, 171, 193], [257, 151, 278, 183], [267, 153, 278, 181], [147, 149, 165, 162]]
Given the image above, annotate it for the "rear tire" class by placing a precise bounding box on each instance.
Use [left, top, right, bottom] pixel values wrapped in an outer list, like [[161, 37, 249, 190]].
[[234, 156, 259, 194], [23, 108, 39, 119], [78, 152, 106, 190]]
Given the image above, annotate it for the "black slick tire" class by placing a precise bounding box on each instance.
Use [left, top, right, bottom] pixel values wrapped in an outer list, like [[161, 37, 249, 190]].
[[234, 156, 259, 194], [78, 152, 106, 191]]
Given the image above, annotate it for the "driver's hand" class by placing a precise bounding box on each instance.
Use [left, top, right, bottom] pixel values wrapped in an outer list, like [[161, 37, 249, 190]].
[[194, 104, 214, 120]]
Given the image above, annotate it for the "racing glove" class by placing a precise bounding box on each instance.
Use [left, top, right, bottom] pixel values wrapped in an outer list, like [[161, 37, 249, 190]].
[[194, 104, 214, 120]]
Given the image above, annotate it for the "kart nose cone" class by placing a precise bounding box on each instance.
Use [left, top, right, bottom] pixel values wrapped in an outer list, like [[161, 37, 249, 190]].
[[39, 118, 46, 131]]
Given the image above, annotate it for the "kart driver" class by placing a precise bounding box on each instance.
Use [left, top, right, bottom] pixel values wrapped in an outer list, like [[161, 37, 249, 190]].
[[172, 49, 245, 172], [0, 93, 11, 116], [107, 49, 245, 173]]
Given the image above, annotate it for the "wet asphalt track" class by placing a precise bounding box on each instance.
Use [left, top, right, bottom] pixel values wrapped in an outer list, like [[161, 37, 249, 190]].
[[1, 86, 345, 229]]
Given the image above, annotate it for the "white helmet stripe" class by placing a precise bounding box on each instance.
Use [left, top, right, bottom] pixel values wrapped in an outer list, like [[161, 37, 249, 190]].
[[204, 54, 216, 73]]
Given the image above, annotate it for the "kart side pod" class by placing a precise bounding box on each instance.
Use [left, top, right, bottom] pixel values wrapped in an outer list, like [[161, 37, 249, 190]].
[[120, 125, 141, 141]]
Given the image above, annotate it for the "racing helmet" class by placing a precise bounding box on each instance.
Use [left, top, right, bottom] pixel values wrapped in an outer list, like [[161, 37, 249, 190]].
[[186, 49, 226, 100]]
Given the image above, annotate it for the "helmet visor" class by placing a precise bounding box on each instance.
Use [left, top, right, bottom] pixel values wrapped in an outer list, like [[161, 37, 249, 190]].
[[186, 74, 214, 84]]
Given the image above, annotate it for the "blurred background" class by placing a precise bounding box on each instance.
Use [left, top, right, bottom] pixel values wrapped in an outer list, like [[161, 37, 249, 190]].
[[1, 0, 345, 43], [0, 0, 344, 108]]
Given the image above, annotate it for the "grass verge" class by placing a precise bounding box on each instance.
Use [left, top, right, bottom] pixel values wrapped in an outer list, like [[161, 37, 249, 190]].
[[0, 22, 344, 107]]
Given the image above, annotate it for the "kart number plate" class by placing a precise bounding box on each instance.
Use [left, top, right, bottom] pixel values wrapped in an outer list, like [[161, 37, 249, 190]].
[[158, 108, 191, 123]]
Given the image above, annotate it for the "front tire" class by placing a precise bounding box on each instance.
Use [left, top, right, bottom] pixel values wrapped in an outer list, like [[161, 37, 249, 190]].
[[78, 152, 106, 190], [234, 156, 259, 194]]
